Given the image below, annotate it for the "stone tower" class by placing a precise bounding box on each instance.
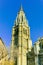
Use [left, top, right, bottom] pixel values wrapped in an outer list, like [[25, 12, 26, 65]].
[[10, 6, 32, 65]]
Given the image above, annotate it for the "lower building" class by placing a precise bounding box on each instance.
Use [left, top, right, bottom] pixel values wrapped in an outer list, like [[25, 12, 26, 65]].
[[0, 38, 9, 65], [27, 38, 43, 65]]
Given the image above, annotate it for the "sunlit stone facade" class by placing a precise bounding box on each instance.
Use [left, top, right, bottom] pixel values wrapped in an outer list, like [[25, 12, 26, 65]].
[[0, 6, 43, 65]]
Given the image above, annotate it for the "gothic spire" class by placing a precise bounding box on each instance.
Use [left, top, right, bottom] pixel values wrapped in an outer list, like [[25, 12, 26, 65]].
[[14, 5, 28, 27]]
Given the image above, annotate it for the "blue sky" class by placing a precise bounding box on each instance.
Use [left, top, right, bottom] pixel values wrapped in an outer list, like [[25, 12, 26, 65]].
[[0, 0, 43, 47]]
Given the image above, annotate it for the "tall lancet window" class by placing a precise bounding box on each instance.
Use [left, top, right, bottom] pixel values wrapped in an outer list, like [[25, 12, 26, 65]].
[[17, 17, 20, 24], [21, 15, 23, 21]]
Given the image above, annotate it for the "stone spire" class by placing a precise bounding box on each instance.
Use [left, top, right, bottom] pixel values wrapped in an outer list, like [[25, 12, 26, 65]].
[[14, 5, 28, 27]]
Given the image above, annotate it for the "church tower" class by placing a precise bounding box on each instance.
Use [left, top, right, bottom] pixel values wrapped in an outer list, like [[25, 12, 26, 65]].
[[10, 6, 32, 65]]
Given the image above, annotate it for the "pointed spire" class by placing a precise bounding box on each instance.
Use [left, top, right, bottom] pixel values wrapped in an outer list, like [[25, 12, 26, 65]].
[[20, 4, 23, 11]]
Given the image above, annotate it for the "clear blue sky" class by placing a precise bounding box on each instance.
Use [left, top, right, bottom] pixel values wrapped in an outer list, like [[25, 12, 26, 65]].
[[0, 0, 43, 47]]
